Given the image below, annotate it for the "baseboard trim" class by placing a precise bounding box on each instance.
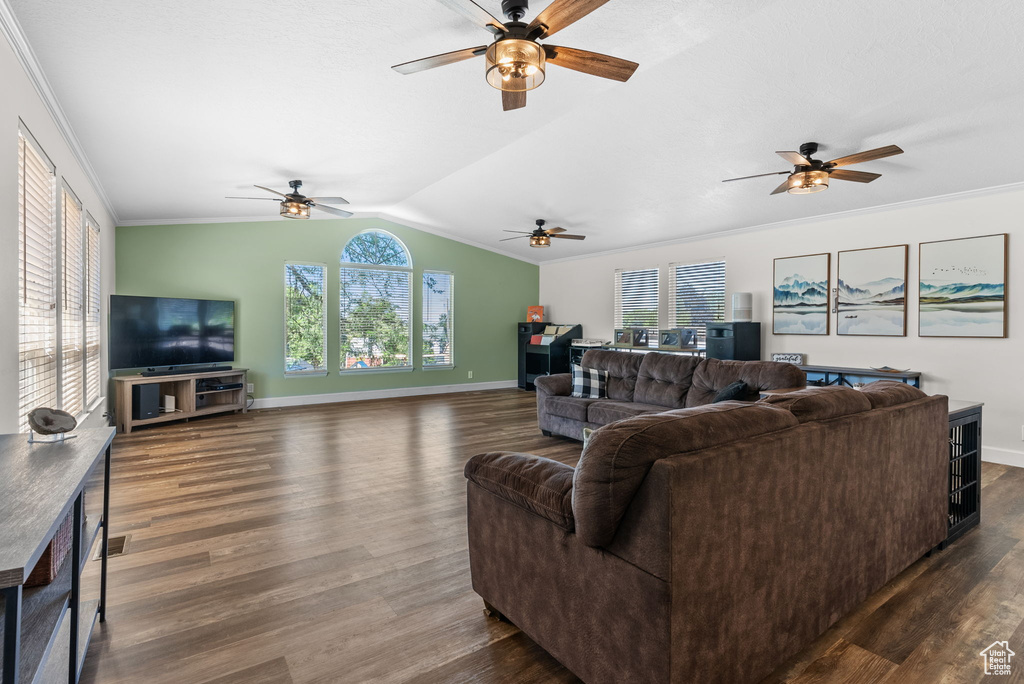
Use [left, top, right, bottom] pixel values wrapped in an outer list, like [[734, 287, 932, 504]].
[[251, 380, 519, 410], [983, 446, 1024, 469]]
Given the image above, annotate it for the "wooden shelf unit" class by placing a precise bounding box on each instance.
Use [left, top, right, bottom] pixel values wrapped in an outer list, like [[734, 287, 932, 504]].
[[114, 368, 248, 434]]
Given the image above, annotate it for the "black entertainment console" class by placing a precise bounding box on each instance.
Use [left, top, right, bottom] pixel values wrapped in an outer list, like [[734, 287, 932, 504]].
[[141, 365, 234, 377]]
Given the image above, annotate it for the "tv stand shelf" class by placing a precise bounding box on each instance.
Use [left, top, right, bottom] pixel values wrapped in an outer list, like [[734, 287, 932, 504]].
[[114, 368, 248, 434]]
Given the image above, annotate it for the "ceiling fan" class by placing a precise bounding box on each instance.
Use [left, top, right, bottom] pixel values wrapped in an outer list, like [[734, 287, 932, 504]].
[[722, 142, 904, 195], [226, 180, 353, 219], [392, 0, 639, 111], [501, 219, 586, 248]]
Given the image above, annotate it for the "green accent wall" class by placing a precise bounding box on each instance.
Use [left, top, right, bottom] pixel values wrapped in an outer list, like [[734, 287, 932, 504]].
[[115, 218, 539, 399]]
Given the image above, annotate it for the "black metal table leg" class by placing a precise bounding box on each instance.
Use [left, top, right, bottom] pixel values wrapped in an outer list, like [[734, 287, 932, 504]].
[[2, 585, 21, 684], [99, 445, 110, 623], [69, 492, 82, 684]]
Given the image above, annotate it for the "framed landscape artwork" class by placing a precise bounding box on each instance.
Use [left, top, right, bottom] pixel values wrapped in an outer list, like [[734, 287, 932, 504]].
[[836, 245, 908, 336], [773, 253, 830, 335], [919, 234, 1008, 338]]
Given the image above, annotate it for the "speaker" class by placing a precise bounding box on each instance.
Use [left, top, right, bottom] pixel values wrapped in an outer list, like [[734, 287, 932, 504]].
[[731, 292, 753, 322], [132, 383, 160, 420], [706, 322, 761, 361]]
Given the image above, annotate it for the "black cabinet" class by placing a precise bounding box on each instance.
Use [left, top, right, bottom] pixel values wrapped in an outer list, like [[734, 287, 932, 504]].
[[706, 322, 761, 361], [944, 401, 982, 548], [517, 323, 582, 391]]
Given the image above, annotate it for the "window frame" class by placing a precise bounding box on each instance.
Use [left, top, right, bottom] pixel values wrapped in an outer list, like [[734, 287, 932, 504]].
[[84, 212, 102, 407], [17, 123, 58, 432], [613, 266, 660, 348], [668, 259, 727, 345], [284, 261, 329, 378], [422, 270, 455, 370], [339, 229, 414, 373], [59, 180, 85, 418]]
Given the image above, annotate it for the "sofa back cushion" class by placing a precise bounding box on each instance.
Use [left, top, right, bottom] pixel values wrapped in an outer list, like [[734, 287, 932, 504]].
[[685, 358, 806, 407], [633, 352, 702, 408], [760, 385, 872, 423], [858, 380, 927, 408], [580, 350, 644, 402], [572, 402, 799, 547]]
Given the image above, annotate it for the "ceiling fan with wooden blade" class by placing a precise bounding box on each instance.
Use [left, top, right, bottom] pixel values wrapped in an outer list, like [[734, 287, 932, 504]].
[[722, 142, 904, 195], [392, 0, 638, 112], [226, 180, 353, 219], [500, 219, 586, 248]]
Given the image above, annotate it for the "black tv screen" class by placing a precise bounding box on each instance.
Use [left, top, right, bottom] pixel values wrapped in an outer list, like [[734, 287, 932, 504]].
[[109, 295, 235, 370]]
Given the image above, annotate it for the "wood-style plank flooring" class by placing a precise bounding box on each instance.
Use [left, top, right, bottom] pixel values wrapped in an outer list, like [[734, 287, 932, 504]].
[[78, 389, 1024, 683]]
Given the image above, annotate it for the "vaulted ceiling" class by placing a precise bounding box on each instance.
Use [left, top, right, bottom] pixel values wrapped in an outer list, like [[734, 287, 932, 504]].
[[8, 0, 1024, 261]]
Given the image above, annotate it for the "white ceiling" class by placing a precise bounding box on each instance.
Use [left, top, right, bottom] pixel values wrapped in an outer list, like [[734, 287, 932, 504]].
[[8, 0, 1024, 262]]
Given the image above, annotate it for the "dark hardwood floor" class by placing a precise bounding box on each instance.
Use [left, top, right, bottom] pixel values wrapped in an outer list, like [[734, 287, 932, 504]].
[[78, 389, 1024, 683]]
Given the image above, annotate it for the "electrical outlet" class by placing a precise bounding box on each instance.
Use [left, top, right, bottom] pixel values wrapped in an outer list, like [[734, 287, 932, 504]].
[[468, 370, 473, 379], [247, 383, 254, 393]]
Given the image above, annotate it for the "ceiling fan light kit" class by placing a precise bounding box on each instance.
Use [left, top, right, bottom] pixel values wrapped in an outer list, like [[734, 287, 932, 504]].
[[280, 199, 311, 219], [530, 234, 551, 248], [723, 141, 904, 196], [393, 0, 638, 111]]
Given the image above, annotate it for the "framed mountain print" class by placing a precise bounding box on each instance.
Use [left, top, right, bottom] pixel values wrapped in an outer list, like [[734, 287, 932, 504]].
[[836, 245, 908, 336], [773, 253, 830, 335], [919, 234, 1007, 338]]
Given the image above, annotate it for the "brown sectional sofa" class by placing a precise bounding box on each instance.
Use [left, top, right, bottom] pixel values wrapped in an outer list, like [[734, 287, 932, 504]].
[[534, 349, 807, 440], [464, 382, 949, 683]]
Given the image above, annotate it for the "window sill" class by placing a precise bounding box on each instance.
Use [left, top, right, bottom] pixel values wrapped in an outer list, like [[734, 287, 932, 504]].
[[422, 365, 455, 371], [339, 366, 414, 374], [285, 371, 329, 378]]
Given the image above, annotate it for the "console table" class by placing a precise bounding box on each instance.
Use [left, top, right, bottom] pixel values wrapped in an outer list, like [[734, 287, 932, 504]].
[[0, 428, 113, 684], [799, 365, 921, 388], [114, 368, 248, 433]]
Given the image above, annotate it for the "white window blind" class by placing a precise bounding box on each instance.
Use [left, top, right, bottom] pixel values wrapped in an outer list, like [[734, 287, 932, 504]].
[[339, 231, 413, 370], [285, 262, 327, 375], [61, 185, 85, 417], [85, 216, 102, 404], [422, 271, 454, 367], [669, 260, 726, 344], [614, 267, 659, 347], [17, 129, 57, 432]]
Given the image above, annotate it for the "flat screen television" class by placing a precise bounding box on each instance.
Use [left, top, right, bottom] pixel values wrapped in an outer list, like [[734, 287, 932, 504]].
[[109, 295, 235, 370]]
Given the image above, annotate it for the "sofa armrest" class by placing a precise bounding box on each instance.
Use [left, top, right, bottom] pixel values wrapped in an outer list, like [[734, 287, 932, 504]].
[[534, 373, 571, 397], [465, 452, 575, 531]]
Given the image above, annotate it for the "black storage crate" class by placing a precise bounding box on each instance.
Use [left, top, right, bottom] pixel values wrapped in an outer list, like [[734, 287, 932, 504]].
[[944, 404, 982, 547]]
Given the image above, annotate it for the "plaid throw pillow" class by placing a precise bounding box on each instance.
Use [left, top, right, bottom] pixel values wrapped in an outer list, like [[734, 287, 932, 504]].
[[571, 364, 608, 399]]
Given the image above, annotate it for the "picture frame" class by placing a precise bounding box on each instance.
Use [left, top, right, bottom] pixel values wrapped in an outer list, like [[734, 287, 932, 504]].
[[919, 234, 1008, 338], [836, 245, 908, 337], [771, 353, 805, 364], [631, 328, 649, 347], [773, 253, 831, 335], [614, 329, 632, 346]]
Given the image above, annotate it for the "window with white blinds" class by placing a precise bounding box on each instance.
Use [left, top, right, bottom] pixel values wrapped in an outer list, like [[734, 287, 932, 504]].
[[17, 129, 57, 432], [61, 185, 85, 417], [285, 262, 327, 375], [85, 215, 102, 404], [422, 271, 454, 367], [669, 260, 726, 344], [339, 231, 413, 370], [614, 267, 660, 347]]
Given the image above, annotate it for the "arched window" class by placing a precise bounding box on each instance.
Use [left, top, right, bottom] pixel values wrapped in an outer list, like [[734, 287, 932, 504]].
[[339, 230, 413, 370]]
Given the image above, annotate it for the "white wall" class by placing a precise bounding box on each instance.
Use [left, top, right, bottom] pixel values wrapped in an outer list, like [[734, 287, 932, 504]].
[[0, 17, 116, 432], [540, 185, 1024, 465]]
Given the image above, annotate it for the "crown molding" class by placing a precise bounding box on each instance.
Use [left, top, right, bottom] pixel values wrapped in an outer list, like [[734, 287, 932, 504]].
[[540, 181, 1024, 266], [117, 211, 541, 265], [0, 0, 119, 225]]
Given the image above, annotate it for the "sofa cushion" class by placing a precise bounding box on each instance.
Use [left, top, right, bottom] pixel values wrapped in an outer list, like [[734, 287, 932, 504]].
[[546, 395, 597, 423], [587, 401, 665, 425], [580, 350, 644, 401], [571, 364, 608, 399], [858, 380, 927, 409], [573, 402, 799, 547], [685, 358, 807, 407], [633, 352, 702, 408], [465, 452, 575, 531], [760, 385, 872, 423]]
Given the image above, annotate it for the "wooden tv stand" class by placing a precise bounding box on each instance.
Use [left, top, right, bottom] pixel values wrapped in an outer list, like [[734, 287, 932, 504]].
[[113, 368, 248, 434]]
